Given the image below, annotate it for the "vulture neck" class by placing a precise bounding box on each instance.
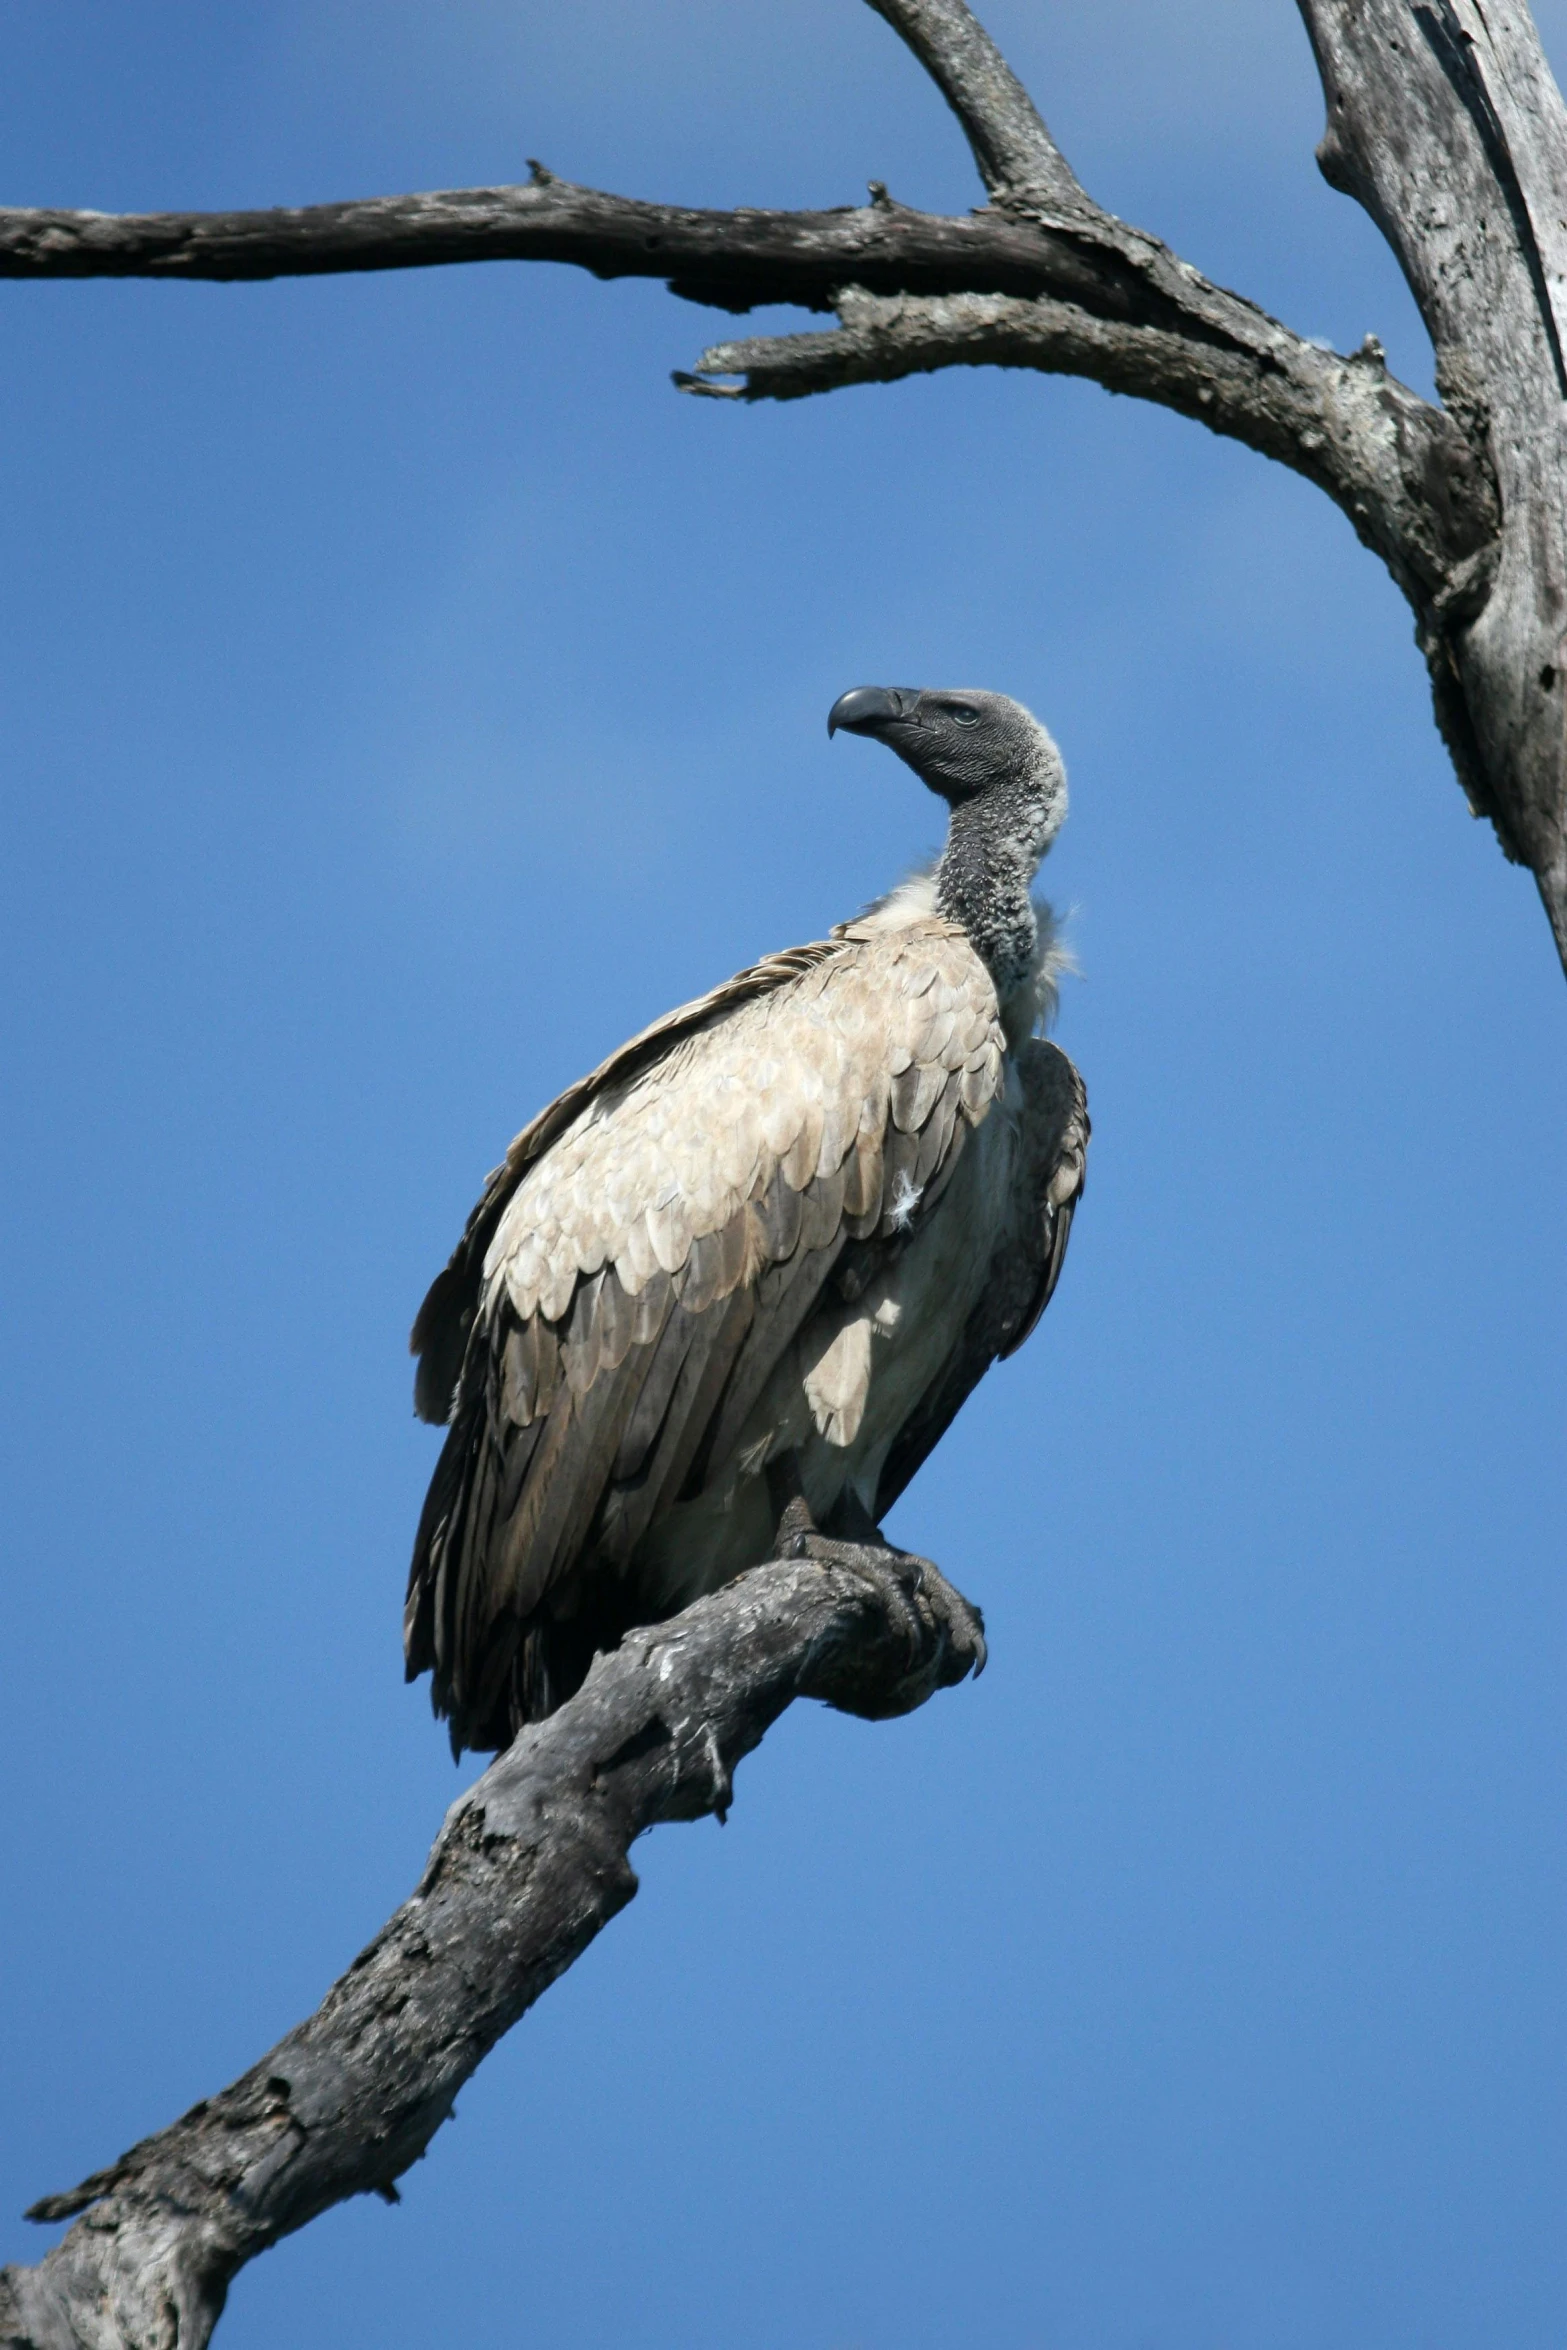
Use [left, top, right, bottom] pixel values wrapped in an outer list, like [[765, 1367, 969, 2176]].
[[934, 777, 1053, 1008]]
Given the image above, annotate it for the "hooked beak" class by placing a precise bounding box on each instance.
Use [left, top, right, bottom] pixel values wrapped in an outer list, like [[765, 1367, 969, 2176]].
[[827, 686, 919, 738]]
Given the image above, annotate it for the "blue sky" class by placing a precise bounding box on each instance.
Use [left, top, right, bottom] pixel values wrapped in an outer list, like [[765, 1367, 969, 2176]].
[[1, 6, 1563, 2347]]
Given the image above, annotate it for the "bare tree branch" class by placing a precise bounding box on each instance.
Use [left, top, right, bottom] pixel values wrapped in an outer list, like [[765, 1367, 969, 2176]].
[[0, 4, 1559, 923], [0, 1542, 985, 2350], [0, 178, 1497, 721], [0, 174, 1095, 304], [862, 0, 1088, 207], [680, 282, 1495, 618]]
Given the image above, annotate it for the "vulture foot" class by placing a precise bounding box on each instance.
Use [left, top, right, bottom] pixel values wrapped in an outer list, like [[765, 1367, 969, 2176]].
[[788, 1537, 987, 1721]]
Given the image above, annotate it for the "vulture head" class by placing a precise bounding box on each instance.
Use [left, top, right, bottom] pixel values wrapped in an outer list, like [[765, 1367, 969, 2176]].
[[828, 685, 1068, 995], [828, 685, 1064, 829]]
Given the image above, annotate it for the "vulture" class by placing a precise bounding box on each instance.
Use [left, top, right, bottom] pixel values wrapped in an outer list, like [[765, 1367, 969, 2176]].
[[406, 687, 1089, 1754]]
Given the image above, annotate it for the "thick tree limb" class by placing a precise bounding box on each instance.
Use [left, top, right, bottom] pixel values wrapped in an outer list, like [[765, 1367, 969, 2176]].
[[0, 176, 1137, 306], [0, 1542, 984, 2350], [1, 0, 1563, 964]]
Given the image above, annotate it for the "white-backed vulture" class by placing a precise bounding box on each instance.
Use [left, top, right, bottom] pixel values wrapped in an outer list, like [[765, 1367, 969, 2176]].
[[406, 688, 1089, 1754]]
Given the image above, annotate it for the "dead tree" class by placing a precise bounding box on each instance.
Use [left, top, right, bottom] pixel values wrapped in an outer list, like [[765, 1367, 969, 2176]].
[[1, 0, 1565, 970], [0, 1545, 985, 2350], [2, 1, 1560, 2338]]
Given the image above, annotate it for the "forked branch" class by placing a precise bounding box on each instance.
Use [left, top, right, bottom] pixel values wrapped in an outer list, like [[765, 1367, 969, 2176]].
[[683, 281, 1494, 614], [6, 0, 1559, 963], [0, 3, 1557, 906], [0, 1543, 985, 2350], [0, 3, 1493, 607]]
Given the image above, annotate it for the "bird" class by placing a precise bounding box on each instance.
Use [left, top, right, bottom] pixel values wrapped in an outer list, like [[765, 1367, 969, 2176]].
[[404, 687, 1089, 1755]]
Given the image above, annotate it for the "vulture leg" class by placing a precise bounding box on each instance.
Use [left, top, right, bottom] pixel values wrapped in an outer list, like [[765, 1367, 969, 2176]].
[[766, 1450, 818, 1555]]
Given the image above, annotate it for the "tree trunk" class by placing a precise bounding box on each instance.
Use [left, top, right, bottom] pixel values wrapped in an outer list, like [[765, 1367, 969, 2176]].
[[1302, 0, 1567, 957]]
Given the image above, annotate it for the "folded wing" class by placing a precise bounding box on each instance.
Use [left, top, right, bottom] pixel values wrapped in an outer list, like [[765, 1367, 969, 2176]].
[[873, 1035, 1089, 1519]]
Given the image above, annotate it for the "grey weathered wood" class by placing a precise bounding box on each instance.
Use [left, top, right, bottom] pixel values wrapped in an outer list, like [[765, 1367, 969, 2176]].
[[0, 1542, 984, 2350], [861, 0, 1088, 207], [1297, 0, 1567, 961], [0, 173, 1156, 307], [0, 172, 1492, 608], [2, 0, 1566, 967], [684, 284, 1493, 622]]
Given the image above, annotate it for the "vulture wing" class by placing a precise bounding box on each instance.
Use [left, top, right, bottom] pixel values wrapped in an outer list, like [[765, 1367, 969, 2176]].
[[409, 937, 837, 1426], [405, 914, 1009, 1751], [873, 1035, 1089, 1518]]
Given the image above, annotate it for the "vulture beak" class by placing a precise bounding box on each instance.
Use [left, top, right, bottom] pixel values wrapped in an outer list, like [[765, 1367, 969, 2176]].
[[827, 686, 919, 738]]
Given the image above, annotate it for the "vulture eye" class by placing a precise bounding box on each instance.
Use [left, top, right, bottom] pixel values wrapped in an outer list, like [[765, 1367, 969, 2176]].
[[950, 706, 980, 727]]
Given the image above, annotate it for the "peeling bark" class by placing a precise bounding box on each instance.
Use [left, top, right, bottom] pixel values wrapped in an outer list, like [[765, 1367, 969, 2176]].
[[0, 1543, 985, 2350]]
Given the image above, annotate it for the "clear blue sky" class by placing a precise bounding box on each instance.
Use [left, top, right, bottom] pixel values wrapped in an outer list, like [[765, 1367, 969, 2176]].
[[2, 6, 1563, 2346]]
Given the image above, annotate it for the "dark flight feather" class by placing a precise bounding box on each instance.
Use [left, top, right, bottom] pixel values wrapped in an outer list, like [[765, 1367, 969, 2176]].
[[874, 1039, 1087, 1516]]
